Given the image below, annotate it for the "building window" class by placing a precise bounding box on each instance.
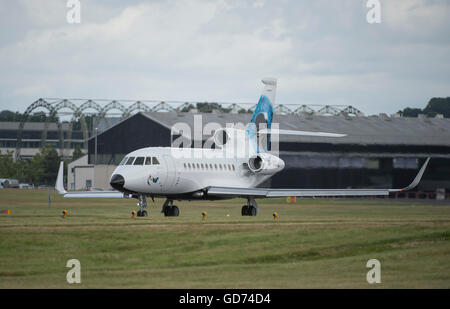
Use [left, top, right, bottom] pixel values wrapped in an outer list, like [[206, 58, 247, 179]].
[[86, 179, 92, 189]]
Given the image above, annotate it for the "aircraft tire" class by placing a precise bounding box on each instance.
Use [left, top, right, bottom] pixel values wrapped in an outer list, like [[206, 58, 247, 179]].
[[163, 207, 170, 217], [241, 206, 249, 216], [142, 210, 148, 217], [137, 210, 142, 217], [248, 206, 257, 216], [164, 206, 179, 217]]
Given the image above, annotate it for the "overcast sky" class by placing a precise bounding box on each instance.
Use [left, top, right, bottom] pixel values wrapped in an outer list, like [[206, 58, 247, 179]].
[[0, 0, 449, 115]]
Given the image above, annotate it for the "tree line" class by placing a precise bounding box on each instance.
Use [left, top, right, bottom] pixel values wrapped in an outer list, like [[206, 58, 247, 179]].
[[398, 97, 450, 118], [0, 146, 84, 186]]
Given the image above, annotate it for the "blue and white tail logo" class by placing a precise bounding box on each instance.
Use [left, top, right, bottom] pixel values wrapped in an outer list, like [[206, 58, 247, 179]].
[[247, 78, 277, 153]]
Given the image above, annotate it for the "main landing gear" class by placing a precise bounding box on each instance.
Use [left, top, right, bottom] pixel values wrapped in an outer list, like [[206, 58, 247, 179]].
[[241, 197, 259, 216], [136, 194, 148, 217], [161, 199, 179, 217]]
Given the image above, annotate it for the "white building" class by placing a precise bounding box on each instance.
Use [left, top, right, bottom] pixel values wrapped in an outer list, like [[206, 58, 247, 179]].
[[67, 155, 117, 190]]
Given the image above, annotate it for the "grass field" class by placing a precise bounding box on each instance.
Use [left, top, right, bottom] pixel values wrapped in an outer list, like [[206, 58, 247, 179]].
[[0, 189, 449, 288]]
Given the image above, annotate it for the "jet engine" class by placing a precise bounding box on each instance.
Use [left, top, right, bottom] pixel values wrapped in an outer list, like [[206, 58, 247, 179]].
[[247, 153, 285, 175]]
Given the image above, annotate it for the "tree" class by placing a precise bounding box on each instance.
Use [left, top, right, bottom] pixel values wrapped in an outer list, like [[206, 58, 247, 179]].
[[72, 145, 85, 162], [40, 146, 60, 185], [423, 97, 450, 118], [398, 97, 450, 118], [0, 150, 16, 178], [398, 107, 422, 117]]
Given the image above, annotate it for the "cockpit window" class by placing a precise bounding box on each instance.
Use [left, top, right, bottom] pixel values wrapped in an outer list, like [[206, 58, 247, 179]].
[[152, 157, 160, 165], [119, 157, 128, 165], [134, 157, 145, 165], [145, 157, 152, 165], [125, 157, 135, 165]]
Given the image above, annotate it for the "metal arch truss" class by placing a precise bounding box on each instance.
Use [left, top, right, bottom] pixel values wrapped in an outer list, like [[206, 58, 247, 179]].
[[15, 98, 364, 160]]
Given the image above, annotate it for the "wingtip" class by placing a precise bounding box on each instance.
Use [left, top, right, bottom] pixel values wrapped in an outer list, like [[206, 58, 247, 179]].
[[55, 161, 67, 195], [394, 157, 430, 192]]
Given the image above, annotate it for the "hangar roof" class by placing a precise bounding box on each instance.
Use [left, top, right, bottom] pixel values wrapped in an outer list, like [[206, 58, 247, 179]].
[[138, 112, 450, 147], [0, 122, 71, 131]]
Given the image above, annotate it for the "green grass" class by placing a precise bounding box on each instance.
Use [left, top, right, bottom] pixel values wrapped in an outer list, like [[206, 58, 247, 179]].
[[0, 189, 449, 288]]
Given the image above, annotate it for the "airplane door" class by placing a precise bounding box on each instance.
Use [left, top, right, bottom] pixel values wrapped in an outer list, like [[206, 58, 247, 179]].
[[161, 155, 176, 192]]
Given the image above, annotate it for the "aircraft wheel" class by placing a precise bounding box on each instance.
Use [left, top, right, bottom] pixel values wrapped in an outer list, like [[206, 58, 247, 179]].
[[241, 206, 249, 216], [163, 207, 171, 217], [137, 210, 142, 217], [248, 206, 257, 216], [142, 210, 148, 217], [164, 206, 179, 217]]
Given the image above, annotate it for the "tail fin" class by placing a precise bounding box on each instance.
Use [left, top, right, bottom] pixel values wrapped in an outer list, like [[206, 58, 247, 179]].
[[247, 78, 277, 153]]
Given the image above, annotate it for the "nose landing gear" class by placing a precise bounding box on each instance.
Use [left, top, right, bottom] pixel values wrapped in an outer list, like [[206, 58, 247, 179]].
[[136, 194, 148, 217]]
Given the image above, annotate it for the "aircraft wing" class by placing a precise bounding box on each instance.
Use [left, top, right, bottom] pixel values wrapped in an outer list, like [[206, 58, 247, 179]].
[[55, 161, 126, 198], [62, 191, 126, 198], [207, 158, 430, 198]]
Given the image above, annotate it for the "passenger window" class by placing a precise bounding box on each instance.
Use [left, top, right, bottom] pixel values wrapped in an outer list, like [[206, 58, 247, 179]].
[[232, 164, 235, 171], [145, 157, 152, 165], [188, 163, 191, 169], [152, 157, 160, 165], [184, 163, 186, 169], [209, 164, 213, 169], [201, 164, 204, 169], [196, 163, 200, 169], [119, 157, 128, 165], [134, 157, 145, 165], [219, 164, 222, 170], [214, 164, 217, 170], [126, 157, 135, 165]]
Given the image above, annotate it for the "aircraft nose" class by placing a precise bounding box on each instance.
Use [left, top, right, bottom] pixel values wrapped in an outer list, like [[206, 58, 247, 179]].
[[110, 174, 125, 191]]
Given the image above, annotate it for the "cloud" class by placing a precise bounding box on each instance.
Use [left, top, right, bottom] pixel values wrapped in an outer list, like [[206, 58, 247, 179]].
[[0, 0, 449, 115]]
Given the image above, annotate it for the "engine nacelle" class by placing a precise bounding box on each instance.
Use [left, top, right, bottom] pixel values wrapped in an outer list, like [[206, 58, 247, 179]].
[[247, 153, 285, 175]]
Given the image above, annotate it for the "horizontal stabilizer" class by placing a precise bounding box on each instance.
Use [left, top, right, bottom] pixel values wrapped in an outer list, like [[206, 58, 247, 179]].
[[259, 128, 346, 138]]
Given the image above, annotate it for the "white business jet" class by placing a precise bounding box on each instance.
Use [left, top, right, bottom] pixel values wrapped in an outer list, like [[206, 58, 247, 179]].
[[55, 78, 430, 217]]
